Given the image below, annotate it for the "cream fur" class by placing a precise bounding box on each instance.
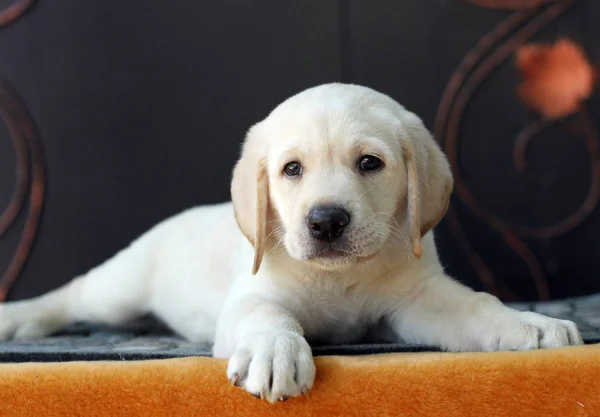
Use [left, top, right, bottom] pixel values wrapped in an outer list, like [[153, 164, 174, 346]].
[[0, 84, 582, 403]]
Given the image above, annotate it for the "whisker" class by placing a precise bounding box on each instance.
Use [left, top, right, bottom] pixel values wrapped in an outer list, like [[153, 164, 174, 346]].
[[264, 226, 285, 243], [268, 236, 285, 254], [349, 183, 377, 205]]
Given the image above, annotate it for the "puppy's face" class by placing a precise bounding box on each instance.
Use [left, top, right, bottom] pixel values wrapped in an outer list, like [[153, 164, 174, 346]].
[[231, 84, 452, 273], [265, 97, 405, 269]]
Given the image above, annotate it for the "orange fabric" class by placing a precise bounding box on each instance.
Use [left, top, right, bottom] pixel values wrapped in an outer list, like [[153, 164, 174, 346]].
[[0, 345, 598, 416]]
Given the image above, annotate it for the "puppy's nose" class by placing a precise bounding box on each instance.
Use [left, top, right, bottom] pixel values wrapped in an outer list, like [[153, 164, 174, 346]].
[[307, 206, 350, 242]]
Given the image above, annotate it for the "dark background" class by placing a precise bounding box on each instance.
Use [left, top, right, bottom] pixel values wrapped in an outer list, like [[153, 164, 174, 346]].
[[1, 0, 599, 302]]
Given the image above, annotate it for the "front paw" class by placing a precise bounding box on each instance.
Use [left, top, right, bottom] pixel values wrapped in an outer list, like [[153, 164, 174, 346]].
[[226, 331, 316, 402], [483, 311, 583, 351]]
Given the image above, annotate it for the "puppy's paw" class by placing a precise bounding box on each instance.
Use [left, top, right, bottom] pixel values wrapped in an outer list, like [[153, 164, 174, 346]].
[[482, 311, 583, 351], [0, 303, 61, 341], [226, 331, 315, 402]]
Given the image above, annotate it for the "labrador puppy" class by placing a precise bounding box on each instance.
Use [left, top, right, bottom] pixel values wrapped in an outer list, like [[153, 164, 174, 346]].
[[0, 83, 582, 402]]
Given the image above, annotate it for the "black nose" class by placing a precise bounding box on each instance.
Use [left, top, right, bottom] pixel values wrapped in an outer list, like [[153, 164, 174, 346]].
[[307, 206, 351, 242]]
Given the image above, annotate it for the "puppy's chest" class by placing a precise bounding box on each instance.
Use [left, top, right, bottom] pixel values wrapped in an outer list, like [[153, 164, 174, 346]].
[[285, 290, 381, 345]]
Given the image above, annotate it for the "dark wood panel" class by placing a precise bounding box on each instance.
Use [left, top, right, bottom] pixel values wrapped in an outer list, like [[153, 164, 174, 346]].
[[0, 0, 598, 302]]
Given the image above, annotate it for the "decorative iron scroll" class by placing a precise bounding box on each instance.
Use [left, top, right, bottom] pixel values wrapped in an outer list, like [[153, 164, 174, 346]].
[[435, 0, 598, 300], [0, 0, 44, 301]]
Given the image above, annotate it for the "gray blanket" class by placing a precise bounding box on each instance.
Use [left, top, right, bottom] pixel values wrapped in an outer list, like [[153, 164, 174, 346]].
[[1, 294, 598, 362]]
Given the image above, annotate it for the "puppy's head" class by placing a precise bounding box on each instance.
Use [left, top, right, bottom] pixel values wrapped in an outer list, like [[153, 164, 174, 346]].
[[231, 84, 452, 274]]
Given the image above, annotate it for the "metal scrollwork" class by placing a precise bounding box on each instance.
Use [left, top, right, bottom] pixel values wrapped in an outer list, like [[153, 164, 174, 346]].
[[0, 0, 44, 301], [435, 0, 598, 300]]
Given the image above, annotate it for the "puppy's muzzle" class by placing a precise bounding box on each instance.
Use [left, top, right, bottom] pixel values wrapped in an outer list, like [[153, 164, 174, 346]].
[[306, 206, 350, 242]]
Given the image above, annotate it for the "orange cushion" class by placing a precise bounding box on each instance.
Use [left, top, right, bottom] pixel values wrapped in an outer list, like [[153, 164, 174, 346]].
[[0, 345, 598, 416]]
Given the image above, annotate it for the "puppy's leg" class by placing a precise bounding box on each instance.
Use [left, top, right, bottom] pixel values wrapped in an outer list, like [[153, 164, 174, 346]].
[[213, 294, 316, 403], [390, 274, 583, 351], [0, 241, 153, 340]]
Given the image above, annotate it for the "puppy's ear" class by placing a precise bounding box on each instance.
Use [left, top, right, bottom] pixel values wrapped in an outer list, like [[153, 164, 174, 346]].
[[400, 112, 453, 258], [231, 123, 269, 275]]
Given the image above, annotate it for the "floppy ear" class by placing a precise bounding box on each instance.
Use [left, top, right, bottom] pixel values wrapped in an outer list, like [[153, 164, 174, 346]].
[[231, 123, 269, 275], [400, 112, 453, 258]]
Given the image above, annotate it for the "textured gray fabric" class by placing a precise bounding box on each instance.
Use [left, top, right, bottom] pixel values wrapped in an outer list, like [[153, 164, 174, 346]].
[[0, 294, 598, 363]]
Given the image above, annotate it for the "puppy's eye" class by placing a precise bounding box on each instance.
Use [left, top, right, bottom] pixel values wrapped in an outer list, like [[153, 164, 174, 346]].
[[283, 161, 302, 177], [358, 155, 383, 172]]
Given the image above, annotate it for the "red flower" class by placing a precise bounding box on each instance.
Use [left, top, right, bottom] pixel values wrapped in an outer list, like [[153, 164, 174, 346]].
[[515, 38, 596, 119]]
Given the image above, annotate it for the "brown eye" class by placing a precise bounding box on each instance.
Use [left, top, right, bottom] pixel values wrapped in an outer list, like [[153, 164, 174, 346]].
[[358, 155, 383, 172], [284, 161, 302, 177]]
